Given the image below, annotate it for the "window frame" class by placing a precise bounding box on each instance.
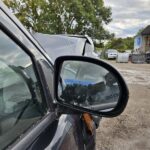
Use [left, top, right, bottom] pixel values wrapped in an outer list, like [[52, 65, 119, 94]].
[[0, 22, 49, 111], [0, 17, 55, 149], [0, 9, 55, 109]]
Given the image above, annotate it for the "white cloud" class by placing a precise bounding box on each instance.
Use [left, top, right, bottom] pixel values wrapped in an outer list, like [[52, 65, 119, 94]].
[[104, 0, 150, 37]]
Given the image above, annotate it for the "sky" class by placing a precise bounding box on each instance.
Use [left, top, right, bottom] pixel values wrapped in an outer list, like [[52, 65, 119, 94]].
[[104, 0, 150, 38]]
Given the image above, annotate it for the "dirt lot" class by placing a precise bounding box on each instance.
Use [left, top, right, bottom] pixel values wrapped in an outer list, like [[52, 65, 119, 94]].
[[96, 61, 150, 150]]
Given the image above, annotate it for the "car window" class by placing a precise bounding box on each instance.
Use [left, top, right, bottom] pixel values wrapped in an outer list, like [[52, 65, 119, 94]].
[[108, 50, 117, 53], [0, 30, 47, 149]]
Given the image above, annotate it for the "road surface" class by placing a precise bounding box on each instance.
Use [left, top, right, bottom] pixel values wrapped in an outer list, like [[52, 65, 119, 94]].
[[96, 61, 150, 150]]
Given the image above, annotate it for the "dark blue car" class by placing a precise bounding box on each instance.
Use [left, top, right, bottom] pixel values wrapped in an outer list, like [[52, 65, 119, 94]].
[[0, 1, 128, 150]]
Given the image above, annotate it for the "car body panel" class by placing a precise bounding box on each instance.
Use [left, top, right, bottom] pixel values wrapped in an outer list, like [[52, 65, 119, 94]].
[[33, 33, 99, 61], [33, 33, 86, 61]]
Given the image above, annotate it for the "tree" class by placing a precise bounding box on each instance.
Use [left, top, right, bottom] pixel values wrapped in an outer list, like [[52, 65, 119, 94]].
[[124, 37, 134, 50], [3, 0, 113, 41], [106, 37, 134, 52], [136, 28, 144, 36]]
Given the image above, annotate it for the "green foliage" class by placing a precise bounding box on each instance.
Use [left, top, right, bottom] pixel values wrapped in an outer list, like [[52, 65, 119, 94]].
[[94, 42, 104, 49], [106, 37, 134, 52], [136, 28, 144, 36], [95, 47, 103, 51], [3, 0, 113, 41]]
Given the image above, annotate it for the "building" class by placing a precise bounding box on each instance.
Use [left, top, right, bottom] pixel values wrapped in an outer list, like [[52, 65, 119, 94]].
[[134, 25, 150, 53]]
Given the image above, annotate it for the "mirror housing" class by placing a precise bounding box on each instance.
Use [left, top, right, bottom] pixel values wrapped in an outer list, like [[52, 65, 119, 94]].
[[54, 56, 129, 117]]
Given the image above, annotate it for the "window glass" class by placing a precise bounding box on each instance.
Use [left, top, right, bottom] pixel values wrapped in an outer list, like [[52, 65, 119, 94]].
[[0, 30, 47, 149]]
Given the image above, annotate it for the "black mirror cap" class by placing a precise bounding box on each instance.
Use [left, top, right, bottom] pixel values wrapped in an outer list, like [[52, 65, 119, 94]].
[[54, 56, 129, 118]]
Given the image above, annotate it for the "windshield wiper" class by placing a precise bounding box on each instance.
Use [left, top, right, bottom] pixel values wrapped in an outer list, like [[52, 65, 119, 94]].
[[14, 100, 30, 125]]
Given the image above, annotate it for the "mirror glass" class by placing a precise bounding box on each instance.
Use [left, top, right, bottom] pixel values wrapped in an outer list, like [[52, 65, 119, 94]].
[[58, 60, 121, 112]]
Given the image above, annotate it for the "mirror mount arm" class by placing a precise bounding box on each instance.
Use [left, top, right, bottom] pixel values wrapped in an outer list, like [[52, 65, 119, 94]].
[[54, 103, 82, 117]]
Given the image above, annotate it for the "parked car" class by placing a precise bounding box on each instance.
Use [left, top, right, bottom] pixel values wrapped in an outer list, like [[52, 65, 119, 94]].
[[0, 1, 128, 150], [146, 51, 150, 63], [33, 33, 99, 61], [131, 52, 146, 64], [106, 49, 118, 59]]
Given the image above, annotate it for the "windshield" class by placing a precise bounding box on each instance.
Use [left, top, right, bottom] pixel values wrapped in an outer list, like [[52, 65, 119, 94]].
[[108, 50, 118, 53]]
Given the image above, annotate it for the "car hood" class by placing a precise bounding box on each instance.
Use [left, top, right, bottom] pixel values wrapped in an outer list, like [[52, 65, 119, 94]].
[[33, 33, 86, 61]]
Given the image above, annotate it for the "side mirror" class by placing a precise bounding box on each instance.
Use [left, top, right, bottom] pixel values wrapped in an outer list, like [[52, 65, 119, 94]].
[[54, 56, 129, 117]]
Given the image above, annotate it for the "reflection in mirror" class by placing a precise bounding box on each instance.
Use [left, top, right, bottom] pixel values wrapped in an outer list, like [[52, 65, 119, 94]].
[[58, 61, 120, 112]]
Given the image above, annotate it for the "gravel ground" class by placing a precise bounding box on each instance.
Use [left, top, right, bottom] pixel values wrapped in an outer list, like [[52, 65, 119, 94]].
[[96, 61, 150, 150]]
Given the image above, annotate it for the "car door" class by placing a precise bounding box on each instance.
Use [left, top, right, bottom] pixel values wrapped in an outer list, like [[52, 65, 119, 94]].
[[35, 53, 94, 150], [0, 9, 62, 150], [0, 8, 90, 150]]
